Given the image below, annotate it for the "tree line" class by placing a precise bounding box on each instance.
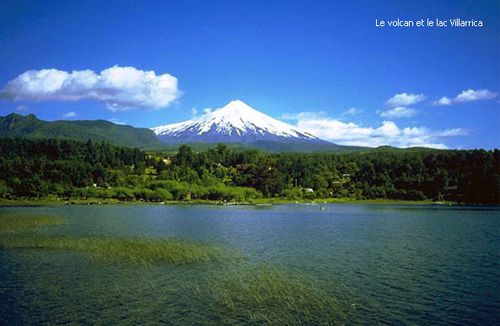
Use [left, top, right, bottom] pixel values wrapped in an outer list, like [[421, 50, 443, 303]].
[[0, 138, 498, 204]]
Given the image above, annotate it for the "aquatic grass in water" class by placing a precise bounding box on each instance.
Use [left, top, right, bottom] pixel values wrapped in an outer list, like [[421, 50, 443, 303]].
[[0, 213, 238, 265], [188, 265, 346, 325], [0, 214, 64, 232], [0, 210, 343, 323], [0, 235, 237, 265]]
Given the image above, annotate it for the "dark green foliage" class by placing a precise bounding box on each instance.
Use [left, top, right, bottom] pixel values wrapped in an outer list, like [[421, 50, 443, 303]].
[[156, 144, 499, 204], [0, 113, 160, 148], [0, 138, 145, 198], [0, 138, 498, 204], [153, 140, 368, 154]]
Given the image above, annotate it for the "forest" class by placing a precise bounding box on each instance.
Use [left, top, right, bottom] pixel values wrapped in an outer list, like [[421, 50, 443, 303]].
[[0, 138, 498, 204]]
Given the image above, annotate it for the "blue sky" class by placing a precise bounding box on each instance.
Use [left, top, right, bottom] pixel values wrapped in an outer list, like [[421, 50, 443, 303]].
[[0, 0, 498, 148]]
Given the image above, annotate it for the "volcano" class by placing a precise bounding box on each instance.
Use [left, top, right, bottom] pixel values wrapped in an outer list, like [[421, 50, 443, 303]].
[[152, 100, 329, 147]]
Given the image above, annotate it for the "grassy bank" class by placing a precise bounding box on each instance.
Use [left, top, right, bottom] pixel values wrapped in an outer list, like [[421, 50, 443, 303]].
[[250, 197, 437, 205], [0, 197, 439, 207]]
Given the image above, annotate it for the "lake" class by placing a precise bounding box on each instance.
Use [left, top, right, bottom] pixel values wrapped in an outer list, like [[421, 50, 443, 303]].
[[1, 204, 499, 325]]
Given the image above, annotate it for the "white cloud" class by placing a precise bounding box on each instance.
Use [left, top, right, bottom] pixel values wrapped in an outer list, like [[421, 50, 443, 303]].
[[191, 107, 198, 116], [341, 107, 363, 116], [281, 111, 327, 121], [435, 89, 497, 106], [202, 108, 213, 114], [0, 66, 181, 110], [109, 118, 127, 125], [280, 113, 295, 120], [435, 96, 452, 106], [380, 106, 417, 118], [437, 128, 468, 137], [455, 89, 497, 103], [15, 105, 28, 111], [293, 113, 466, 149], [62, 111, 77, 118], [283, 109, 361, 120], [282, 108, 362, 121], [386, 93, 425, 107]]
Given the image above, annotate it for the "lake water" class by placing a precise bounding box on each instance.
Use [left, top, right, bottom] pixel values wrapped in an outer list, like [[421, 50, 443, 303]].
[[1, 204, 499, 325]]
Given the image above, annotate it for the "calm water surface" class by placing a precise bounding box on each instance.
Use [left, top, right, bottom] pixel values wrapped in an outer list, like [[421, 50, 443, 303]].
[[1, 204, 499, 325]]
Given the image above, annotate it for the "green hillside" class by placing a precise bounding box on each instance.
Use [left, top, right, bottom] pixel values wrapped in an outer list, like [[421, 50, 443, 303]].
[[153, 141, 442, 155], [0, 113, 447, 154], [0, 113, 161, 148]]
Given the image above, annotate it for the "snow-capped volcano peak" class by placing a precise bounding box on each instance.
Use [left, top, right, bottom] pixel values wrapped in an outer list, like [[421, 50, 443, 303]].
[[152, 100, 323, 144], [215, 99, 259, 117]]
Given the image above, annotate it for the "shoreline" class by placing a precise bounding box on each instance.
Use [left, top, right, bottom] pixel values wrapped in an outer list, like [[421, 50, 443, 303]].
[[0, 198, 454, 207]]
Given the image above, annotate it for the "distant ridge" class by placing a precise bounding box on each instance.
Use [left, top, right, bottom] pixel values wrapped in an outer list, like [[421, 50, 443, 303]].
[[0, 112, 443, 153], [0, 113, 160, 148]]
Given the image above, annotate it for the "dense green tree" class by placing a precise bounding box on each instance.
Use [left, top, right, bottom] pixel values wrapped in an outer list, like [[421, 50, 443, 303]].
[[0, 138, 498, 203]]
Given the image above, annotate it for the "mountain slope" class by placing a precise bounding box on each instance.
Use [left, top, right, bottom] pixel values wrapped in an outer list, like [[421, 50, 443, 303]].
[[0, 113, 160, 148], [153, 100, 331, 146]]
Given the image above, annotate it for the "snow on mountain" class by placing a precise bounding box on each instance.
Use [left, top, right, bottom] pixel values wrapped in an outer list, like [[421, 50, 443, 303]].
[[152, 100, 325, 144]]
